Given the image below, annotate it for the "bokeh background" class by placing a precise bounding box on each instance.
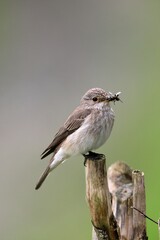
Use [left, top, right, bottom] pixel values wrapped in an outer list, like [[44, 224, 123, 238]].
[[1, 0, 160, 239]]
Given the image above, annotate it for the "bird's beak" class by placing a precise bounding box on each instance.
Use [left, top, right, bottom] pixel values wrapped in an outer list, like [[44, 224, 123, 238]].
[[107, 92, 122, 103]]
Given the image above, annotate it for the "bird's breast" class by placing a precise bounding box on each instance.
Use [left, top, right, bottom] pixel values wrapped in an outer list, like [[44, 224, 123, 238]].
[[89, 108, 114, 150], [61, 107, 114, 156]]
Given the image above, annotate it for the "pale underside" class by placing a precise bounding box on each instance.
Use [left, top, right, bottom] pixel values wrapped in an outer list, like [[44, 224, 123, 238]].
[[49, 103, 114, 170]]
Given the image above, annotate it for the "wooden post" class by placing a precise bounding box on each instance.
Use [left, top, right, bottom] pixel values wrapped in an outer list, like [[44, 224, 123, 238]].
[[108, 163, 148, 239], [85, 153, 119, 240], [132, 170, 147, 239], [85, 156, 148, 240], [108, 162, 133, 239]]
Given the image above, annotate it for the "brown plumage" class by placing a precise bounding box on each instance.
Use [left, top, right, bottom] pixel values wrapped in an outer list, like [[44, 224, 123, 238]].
[[35, 166, 50, 190], [41, 107, 91, 159], [35, 107, 92, 189]]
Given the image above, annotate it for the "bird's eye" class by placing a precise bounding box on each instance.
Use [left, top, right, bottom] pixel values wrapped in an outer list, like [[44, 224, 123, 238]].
[[92, 97, 98, 102]]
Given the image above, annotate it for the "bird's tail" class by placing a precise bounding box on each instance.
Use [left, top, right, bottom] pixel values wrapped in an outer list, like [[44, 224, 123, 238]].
[[35, 166, 50, 190]]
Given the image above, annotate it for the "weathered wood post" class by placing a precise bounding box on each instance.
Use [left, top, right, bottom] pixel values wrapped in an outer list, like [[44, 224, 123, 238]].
[[85, 154, 148, 240], [85, 153, 119, 240], [108, 162, 148, 240]]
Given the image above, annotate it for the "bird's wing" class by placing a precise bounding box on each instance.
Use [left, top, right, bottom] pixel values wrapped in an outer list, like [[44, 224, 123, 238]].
[[41, 106, 91, 159]]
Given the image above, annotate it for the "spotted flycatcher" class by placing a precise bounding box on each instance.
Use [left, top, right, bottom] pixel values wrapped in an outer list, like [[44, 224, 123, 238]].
[[35, 88, 121, 189]]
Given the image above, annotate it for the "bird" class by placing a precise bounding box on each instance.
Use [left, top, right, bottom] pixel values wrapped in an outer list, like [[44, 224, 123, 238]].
[[35, 87, 121, 190]]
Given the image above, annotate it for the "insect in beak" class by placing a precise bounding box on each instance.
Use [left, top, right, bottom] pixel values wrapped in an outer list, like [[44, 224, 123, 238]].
[[107, 92, 122, 104]]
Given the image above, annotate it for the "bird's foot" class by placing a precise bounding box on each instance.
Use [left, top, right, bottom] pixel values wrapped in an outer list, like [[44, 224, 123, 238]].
[[83, 151, 105, 166]]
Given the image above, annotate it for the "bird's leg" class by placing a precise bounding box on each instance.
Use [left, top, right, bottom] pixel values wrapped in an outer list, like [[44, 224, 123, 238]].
[[83, 151, 105, 166], [83, 153, 88, 166]]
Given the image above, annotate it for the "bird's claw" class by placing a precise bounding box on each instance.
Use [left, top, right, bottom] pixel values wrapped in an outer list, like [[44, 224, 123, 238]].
[[83, 151, 105, 166]]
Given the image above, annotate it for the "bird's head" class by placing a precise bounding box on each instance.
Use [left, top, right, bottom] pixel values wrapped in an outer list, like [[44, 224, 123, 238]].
[[81, 88, 121, 107]]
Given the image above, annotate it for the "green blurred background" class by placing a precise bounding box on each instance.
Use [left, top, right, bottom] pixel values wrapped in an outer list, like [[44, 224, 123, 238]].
[[1, 0, 160, 239]]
